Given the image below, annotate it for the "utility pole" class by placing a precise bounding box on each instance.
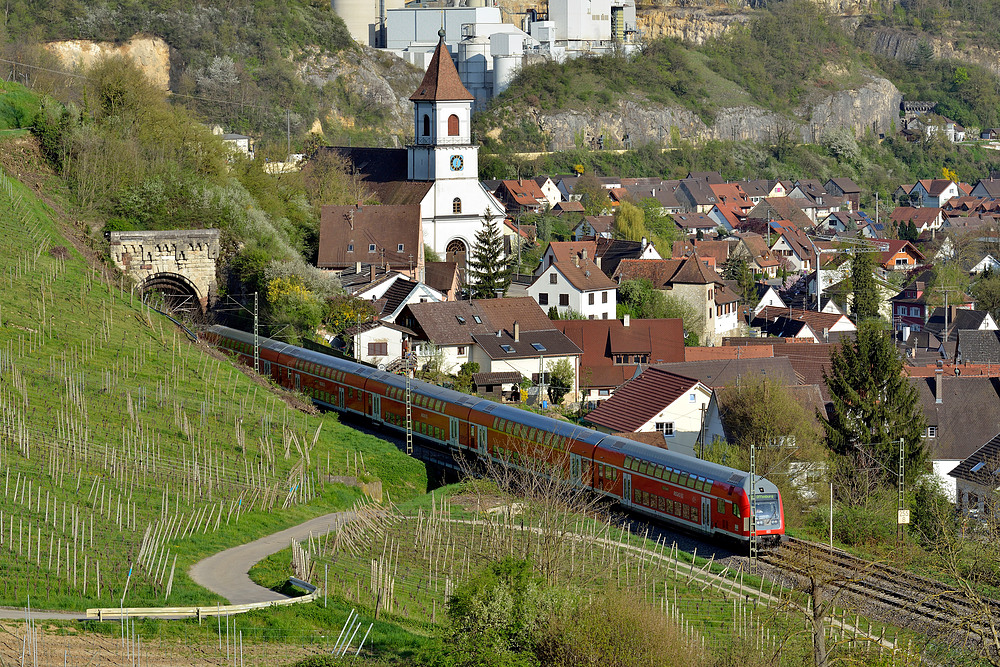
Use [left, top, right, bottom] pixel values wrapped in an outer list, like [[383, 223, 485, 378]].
[[897, 438, 907, 552], [749, 442, 757, 571], [286, 109, 291, 158], [253, 292, 259, 374]]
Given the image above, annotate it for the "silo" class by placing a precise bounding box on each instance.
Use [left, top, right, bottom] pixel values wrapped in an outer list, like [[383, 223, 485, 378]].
[[459, 32, 491, 106], [491, 32, 524, 96], [331, 0, 378, 46]]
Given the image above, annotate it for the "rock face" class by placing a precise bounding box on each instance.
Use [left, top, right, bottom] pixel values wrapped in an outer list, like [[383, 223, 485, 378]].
[[503, 72, 901, 148], [861, 26, 1000, 77], [44, 35, 171, 90], [638, 8, 751, 45], [297, 46, 423, 140]]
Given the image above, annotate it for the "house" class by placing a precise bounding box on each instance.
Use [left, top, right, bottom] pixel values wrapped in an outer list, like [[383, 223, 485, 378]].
[[981, 129, 1000, 141], [730, 232, 780, 277], [890, 270, 933, 332], [769, 221, 816, 272], [971, 178, 1000, 199], [925, 306, 996, 341], [532, 176, 562, 208], [687, 171, 724, 184], [888, 207, 945, 234], [584, 367, 714, 456], [423, 261, 461, 300], [877, 239, 925, 271], [554, 175, 583, 202], [553, 200, 586, 215], [751, 306, 857, 342], [470, 323, 583, 403], [592, 237, 662, 276], [737, 180, 790, 205], [572, 215, 614, 240], [746, 197, 814, 231], [397, 296, 555, 374], [672, 239, 733, 269], [673, 213, 719, 235], [621, 179, 685, 214], [820, 211, 874, 235], [971, 254, 1000, 274], [495, 179, 547, 213], [910, 179, 961, 208], [318, 203, 424, 276], [527, 248, 618, 319], [956, 330, 1000, 364], [471, 371, 524, 401], [341, 320, 416, 367], [556, 316, 686, 407], [614, 255, 742, 346], [655, 357, 799, 389], [788, 179, 847, 221], [221, 133, 253, 158], [673, 178, 719, 214], [753, 283, 786, 315], [824, 178, 862, 210], [364, 277, 447, 323]]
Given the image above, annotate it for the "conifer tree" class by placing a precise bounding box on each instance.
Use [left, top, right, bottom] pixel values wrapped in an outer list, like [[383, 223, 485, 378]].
[[850, 250, 881, 321], [466, 212, 512, 299], [822, 320, 927, 487]]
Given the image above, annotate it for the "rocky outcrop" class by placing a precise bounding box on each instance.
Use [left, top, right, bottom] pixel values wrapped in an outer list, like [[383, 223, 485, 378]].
[[638, 8, 751, 45], [491, 72, 900, 148], [861, 26, 1000, 77], [296, 46, 423, 140], [44, 35, 171, 90]]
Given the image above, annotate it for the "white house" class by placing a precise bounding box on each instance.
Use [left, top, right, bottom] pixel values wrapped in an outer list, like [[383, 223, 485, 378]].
[[752, 284, 786, 316], [533, 176, 562, 209], [344, 320, 415, 367], [972, 254, 1000, 274], [910, 179, 961, 209], [584, 367, 713, 457], [527, 255, 618, 319], [469, 323, 583, 403]]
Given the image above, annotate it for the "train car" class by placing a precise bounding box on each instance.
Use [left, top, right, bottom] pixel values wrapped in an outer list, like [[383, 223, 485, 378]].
[[204, 325, 784, 545]]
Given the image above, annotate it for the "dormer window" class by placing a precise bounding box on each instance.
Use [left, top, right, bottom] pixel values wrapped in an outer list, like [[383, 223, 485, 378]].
[[456, 316, 466, 325]]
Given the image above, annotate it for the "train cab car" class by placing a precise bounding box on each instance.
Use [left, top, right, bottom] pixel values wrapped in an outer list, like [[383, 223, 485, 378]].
[[467, 403, 602, 486], [730, 475, 784, 545]]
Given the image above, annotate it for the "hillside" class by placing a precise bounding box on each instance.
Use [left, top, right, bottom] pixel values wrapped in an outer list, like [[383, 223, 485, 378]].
[[0, 143, 426, 609]]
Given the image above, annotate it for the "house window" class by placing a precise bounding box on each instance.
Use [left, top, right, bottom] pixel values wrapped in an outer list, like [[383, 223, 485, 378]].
[[589, 293, 595, 305], [538, 293, 549, 305], [368, 243, 376, 252], [897, 305, 906, 315], [367, 342, 388, 356], [447, 114, 460, 136], [895, 258, 908, 266], [598, 389, 610, 396], [602, 291, 608, 303], [422, 114, 430, 136], [589, 314, 595, 319], [926, 426, 937, 438], [550, 273, 558, 284], [689, 393, 696, 402], [348, 244, 354, 252], [457, 346, 466, 355], [655, 422, 675, 436], [398, 243, 405, 252], [602, 312, 608, 319], [910, 307, 920, 317], [453, 198, 462, 214], [559, 294, 569, 306]]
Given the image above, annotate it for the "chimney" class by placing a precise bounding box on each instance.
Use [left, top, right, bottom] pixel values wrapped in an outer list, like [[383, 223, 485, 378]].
[[581, 248, 588, 260], [641, 237, 648, 249], [496, 329, 502, 337], [935, 367, 943, 404], [513, 321, 520, 342], [596, 256, 602, 269], [823, 327, 829, 342], [574, 255, 580, 267], [356, 261, 362, 273], [623, 314, 630, 327]]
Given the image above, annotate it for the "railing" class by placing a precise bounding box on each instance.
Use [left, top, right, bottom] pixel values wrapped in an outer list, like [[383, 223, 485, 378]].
[[412, 136, 471, 146], [86, 578, 318, 620]]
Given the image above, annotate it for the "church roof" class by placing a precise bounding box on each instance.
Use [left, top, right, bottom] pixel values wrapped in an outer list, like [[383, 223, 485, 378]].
[[409, 33, 474, 102]]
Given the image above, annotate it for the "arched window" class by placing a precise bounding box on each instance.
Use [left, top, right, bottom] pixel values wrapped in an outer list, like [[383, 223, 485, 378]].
[[452, 198, 462, 214], [446, 239, 467, 255], [422, 114, 430, 137], [447, 114, 460, 136]]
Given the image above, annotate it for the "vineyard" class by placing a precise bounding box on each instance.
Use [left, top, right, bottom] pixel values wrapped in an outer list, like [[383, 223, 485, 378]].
[[0, 168, 426, 611]]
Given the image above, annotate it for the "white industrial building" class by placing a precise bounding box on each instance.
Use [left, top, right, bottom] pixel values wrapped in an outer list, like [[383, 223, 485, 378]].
[[333, 0, 638, 109]]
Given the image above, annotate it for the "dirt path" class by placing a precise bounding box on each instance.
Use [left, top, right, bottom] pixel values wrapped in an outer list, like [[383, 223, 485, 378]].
[[188, 511, 353, 605]]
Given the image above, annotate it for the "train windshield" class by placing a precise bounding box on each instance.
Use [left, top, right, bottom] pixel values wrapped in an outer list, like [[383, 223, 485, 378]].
[[754, 494, 780, 527]]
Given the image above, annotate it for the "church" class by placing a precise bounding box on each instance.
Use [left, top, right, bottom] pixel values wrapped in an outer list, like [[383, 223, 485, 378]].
[[317, 30, 505, 268]]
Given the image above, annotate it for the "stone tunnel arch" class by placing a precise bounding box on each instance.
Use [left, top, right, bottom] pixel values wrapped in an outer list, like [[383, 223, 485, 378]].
[[139, 272, 203, 314]]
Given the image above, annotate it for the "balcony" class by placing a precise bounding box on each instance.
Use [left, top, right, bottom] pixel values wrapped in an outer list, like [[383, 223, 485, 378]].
[[412, 135, 472, 147]]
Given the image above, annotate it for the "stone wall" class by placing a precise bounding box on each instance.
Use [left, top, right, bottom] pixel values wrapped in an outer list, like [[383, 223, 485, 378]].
[[108, 229, 220, 310]]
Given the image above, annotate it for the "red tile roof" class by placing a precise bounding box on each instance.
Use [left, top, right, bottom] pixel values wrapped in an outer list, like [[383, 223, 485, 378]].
[[614, 258, 684, 285], [585, 367, 701, 432], [557, 318, 685, 369], [917, 179, 955, 197], [498, 179, 546, 207], [550, 256, 618, 291], [409, 36, 474, 102], [318, 204, 422, 270]]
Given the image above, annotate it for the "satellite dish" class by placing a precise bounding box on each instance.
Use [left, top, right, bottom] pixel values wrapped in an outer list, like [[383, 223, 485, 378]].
[[378, 363, 386, 370]]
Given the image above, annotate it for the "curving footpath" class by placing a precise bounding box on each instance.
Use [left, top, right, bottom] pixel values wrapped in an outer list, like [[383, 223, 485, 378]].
[[0, 510, 353, 620], [189, 511, 352, 605]]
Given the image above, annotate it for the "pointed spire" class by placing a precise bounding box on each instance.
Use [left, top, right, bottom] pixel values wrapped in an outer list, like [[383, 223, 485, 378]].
[[409, 30, 474, 102]]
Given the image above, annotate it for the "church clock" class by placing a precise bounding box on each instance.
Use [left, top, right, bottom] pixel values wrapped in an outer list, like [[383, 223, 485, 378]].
[[449, 154, 464, 171]]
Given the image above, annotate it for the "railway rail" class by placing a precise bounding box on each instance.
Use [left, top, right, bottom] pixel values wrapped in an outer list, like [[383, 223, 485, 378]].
[[762, 537, 1000, 652]]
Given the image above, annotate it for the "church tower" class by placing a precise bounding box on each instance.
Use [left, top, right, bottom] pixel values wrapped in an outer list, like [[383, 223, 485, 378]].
[[407, 30, 479, 184]]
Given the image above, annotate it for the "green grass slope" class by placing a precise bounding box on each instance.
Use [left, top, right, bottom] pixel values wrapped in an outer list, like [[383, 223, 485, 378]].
[[0, 163, 425, 610]]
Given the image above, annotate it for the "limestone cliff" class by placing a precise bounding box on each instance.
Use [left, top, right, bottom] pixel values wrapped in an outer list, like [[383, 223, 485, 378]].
[[860, 26, 1000, 77], [638, 8, 751, 45], [487, 71, 901, 148], [44, 35, 171, 90]]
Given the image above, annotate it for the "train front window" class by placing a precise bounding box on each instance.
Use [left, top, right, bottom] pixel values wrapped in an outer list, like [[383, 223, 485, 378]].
[[755, 494, 780, 526]]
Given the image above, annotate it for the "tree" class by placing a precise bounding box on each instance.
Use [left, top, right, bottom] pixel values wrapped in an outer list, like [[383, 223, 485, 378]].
[[613, 201, 647, 241], [467, 212, 513, 299], [546, 358, 574, 404], [850, 250, 880, 321], [822, 320, 927, 489], [722, 256, 757, 307]]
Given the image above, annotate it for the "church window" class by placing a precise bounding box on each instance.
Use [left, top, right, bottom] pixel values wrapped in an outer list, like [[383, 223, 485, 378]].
[[453, 198, 462, 214], [448, 114, 460, 136], [422, 114, 430, 137]]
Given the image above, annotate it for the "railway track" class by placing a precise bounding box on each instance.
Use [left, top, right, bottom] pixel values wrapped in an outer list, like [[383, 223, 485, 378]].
[[762, 537, 1000, 650]]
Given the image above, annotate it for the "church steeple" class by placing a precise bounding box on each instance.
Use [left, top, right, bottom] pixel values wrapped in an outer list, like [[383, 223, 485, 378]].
[[409, 30, 474, 102]]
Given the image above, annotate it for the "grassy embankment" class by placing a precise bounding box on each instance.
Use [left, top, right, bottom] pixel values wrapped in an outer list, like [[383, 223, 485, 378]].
[[0, 160, 427, 612]]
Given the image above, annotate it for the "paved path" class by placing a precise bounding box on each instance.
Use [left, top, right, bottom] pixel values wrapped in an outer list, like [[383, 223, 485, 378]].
[[188, 511, 352, 605]]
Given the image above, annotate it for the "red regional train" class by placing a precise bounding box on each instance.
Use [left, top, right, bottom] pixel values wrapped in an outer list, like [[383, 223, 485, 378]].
[[204, 325, 785, 545]]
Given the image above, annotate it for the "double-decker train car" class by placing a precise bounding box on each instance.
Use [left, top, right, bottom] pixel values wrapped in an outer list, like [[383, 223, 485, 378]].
[[203, 325, 784, 545]]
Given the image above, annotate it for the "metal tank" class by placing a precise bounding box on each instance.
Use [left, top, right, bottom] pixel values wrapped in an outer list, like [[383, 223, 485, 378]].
[[491, 32, 524, 96]]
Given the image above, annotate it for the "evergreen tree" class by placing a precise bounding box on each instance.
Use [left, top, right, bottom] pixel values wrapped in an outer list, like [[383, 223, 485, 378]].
[[850, 250, 881, 321], [466, 212, 512, 300], [822, 320, 927, 487]]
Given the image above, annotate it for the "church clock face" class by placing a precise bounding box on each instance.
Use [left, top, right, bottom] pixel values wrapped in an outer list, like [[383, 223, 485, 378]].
[[449, 154, 464, 172]]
